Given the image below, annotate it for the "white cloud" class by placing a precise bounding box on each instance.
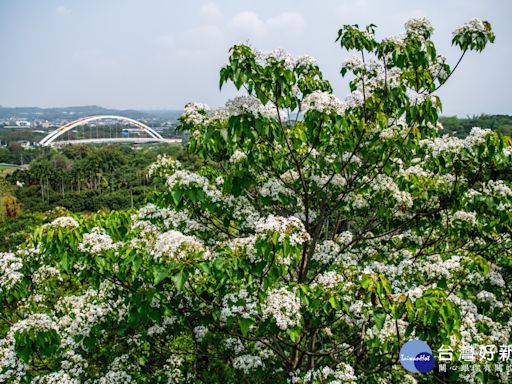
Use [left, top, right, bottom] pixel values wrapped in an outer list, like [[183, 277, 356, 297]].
[[228, 10, 305, 37], [267, 12, 305, 35], [200, 2, 223, 22], [55, 5, 71, 16], [228, 11, 266, 36]]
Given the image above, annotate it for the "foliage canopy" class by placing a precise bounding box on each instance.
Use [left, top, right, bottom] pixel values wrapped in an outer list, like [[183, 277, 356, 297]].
[[1, 17, 510, 384]]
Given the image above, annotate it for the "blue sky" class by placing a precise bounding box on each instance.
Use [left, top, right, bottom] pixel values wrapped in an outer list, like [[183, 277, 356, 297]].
[[0, 0, 510, 115]]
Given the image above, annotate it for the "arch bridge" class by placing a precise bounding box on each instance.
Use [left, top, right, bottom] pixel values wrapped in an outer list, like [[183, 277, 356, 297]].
[[39, 115, 169, 146]]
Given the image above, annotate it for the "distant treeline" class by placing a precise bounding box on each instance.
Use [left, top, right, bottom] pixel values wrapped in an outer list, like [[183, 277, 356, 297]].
[[5, 143, 201, 213], [0, 105, 183, 120], [440, 114, 512, 137]]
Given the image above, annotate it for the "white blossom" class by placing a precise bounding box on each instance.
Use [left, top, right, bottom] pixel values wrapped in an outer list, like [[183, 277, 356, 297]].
[[261, 287, 301, 330], [255, 215, 310, 247], [45, 216, 79, 229], [229, 149, 247, 164], [147, 155, 181, 178], [193, 325, 209, 342], [453, 19, 491, 38], [153, 230, 207, 262], [78, 227, 121, 255], [302, 91, 347, 115], [0, 252, 23, 291], [232, 354, 264, 373], [451, 210, 477, 226], [405, 17, 434, 37], [181, 102, 210, 125], [225, 96, 279, 120]]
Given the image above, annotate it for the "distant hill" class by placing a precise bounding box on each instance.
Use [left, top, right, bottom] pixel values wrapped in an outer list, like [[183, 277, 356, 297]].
[[0, 106, 183, 121], [1, 107, 510, 139], [440, 114, 512, 137]]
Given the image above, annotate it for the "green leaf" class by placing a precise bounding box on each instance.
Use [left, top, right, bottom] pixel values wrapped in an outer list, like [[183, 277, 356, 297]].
[[374, 308, 387, 330], [171, 270, 188, 291], [328, 296, 340, 310], [238, 318, 253, 337], [289, 327, 301, 342], [153, 265, 170, 285]]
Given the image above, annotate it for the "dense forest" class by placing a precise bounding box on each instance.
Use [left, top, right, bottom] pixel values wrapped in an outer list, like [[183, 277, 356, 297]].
[[0, 143, 200, 250], [440, 114, 512, 137]]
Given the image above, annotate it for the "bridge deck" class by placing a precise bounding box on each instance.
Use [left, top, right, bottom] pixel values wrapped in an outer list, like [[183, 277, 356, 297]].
[[49, 138, 181, 146]]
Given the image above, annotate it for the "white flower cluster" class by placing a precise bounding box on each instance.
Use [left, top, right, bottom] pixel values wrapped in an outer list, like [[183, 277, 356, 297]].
[[382, 35, 405, 47], [163, 355, 185, 383], [56, 287, 114, 339], [32, 266, 62, 285], [78, 227, 121, 255], [193, 325, 209, 342], [487, 270, 506, 287], [383, 67, 403, 88], [301, 91, 347, 115], [0, 313, 60, 383], [7, 314, 59, 343], [451, 210, 477, 226], [420, 127, 493, 156], [255, 215, 310, 246], [372, 174, 413, 208], [153, 230, 207, 262], [421, 135, 464, 155], [344, 89, 367, 108], [291, 363, 356, 383], [147, 155, 181, 178], [225, 96, 279, 120], [0, 252, 23, 291], [32, 372, 80, 384], [60, 350, 88, 379], [224, 337, 245, 354], [181, 102, 210, 125], [311, 271, 344, 289], [167, 169, 210, 190], [281, 169, 300, 183], [232, 354, 264, 373], [415, 254, 463, 280], [379, 122, 409, 140], [260, 178, 294, 200], [477, 290, 504, 308], [337, 231, 353, 246], [465, 127, 493, 146], [483, 180, 512, 197], [224, 236, 258, 263], [405, 17, 434, 37], [135, 203, 206, 236], [255, 48, 318, 70], [399, 165, 432, 178], [261, 287, 301, 330], [312, 240, 342, 265], [453, 19, 490, 38], [342, 56, 383, 74], [406, 89, 433, 106], [220, 287, 258, 322], [96, 370, 133, 384], [229, 149, 247, 164], [0, 340, 27, 382], [181, 95, 284, 131], [429, 55, 449, 80], [45, 216, 79, 229]]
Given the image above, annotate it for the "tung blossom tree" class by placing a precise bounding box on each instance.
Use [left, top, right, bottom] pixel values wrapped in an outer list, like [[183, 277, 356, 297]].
[[1, 17, 511, 384]]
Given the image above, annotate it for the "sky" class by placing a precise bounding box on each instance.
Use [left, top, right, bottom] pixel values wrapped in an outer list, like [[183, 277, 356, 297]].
[[0, 0, 510, 116]]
